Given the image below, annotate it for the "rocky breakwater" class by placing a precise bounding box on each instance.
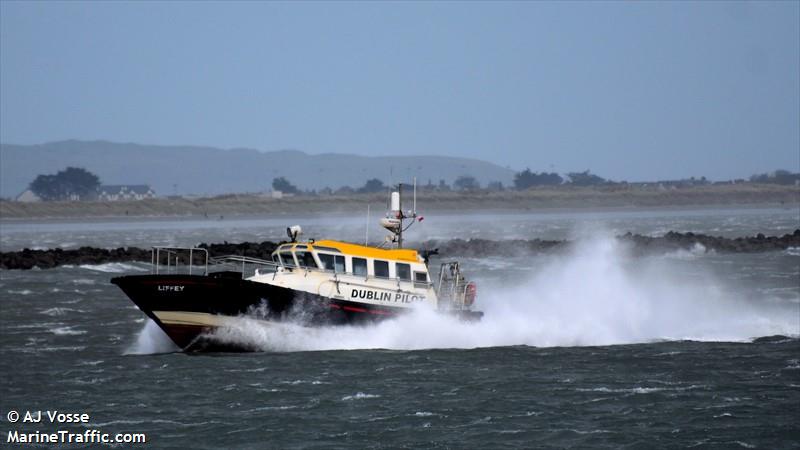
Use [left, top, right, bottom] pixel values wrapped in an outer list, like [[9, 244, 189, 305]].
[[0, 241, 282, 270], [0, 247, 153, 271], [423, 238, 567, 258], [1, 231, 798, 270], [418, 229, 800, 257], [620, 229, 800, 254]]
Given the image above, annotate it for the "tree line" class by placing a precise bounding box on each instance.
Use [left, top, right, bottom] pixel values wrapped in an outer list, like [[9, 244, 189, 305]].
[[272, 170, 617, 194], [28, 167, 100, 201], [22, 167, 800, 201]]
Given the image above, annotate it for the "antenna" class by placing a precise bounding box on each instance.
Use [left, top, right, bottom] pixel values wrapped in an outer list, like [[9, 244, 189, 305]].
[[398, 183, 403, 248], [413, 177, 417, 215], [378, 180, 422, 250], [365, 204, 370, 245]]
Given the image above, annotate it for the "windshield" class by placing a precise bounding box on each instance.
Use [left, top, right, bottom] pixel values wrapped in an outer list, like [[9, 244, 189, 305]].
[[279, 252, 296, 267], [296, 251, 318, 268]]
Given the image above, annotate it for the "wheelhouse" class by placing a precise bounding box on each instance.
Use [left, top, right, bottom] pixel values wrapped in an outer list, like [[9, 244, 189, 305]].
[[270, 240, 430, 284]]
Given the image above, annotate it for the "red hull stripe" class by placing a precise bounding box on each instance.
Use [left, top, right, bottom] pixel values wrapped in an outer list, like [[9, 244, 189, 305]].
[[336, 304, 396, 316]]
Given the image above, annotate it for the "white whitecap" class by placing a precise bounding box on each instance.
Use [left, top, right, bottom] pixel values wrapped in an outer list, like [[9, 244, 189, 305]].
[[50, 326, 87, 336], [342, 392, 380, 401], [40, 307, 85, 316], [79, 262, 148, 273]]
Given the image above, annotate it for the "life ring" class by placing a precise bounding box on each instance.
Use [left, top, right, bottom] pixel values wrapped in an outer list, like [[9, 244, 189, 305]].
[[464, 282, 477, 306]]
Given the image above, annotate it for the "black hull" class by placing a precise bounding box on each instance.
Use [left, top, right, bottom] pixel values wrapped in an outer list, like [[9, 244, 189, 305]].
[[112, 272, 482, 352]]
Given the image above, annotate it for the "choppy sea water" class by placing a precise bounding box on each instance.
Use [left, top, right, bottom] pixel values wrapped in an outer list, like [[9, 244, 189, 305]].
[[2, 206, 799, 252], [1, 208, 798, 448]]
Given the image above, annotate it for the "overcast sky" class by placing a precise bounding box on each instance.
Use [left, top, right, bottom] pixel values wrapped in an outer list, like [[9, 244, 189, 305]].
[[1, 1, 798, 181]]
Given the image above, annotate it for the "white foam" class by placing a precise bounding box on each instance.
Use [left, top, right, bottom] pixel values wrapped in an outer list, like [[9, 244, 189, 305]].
[[341, 392, 380, 401], [576, 385, 705, 394], [40, 307, 85, 316], [279, 379, 328, 385], [50, 326, 86, 336], [8, 289, 33, 295], [79, 262, 148, 273]]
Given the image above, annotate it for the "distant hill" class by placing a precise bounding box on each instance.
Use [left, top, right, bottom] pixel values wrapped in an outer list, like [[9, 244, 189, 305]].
[[0, 140, 516, 198]]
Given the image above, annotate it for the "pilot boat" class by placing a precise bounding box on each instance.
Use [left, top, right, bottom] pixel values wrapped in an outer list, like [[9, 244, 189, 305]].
[[112, 184, 480, 351]]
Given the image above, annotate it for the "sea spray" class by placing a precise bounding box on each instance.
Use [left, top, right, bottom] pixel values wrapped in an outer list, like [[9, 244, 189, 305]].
[[126, 319, 179, 354], [474, 236, 795, 346], [135, 236, 800, 353]]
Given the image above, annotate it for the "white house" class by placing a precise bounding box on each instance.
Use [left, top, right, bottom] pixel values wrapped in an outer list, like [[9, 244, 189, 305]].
[[97, 185, 156, 201], [15, 189, 41, 202]]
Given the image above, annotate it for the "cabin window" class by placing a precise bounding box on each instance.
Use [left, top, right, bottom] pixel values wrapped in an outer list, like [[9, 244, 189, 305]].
[[318, 253, 345, 272], [396, 263, 411, 281], [374, 260, 389, 278], [318, 254, 334, 271], [296, 251, 318, 268], [279, 252, 296, 267], [272, 254, 280, 264], [352, 257, 367, 276], [414, 271, 428, 286]]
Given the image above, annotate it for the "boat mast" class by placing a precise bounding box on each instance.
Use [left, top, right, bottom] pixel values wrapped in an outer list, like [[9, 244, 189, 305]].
[[380, 179, 417, 249], [397, 183, 403, 249]]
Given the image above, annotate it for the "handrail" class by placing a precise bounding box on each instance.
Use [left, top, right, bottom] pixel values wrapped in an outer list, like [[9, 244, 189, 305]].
[[152, 246, 209, 275], [148, 246, 436, 288], [208, 255, 279, 279], [436, 261, 468, 310], [210, 255, 276, 266]]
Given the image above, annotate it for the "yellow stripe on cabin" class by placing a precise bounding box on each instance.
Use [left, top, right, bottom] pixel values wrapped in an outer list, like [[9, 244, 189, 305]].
[[309, 240, 420, 262]]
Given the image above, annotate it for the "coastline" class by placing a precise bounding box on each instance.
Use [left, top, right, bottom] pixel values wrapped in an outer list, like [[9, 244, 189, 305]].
[[1, 184, 798, 222], [3, 229, 798, 270]]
